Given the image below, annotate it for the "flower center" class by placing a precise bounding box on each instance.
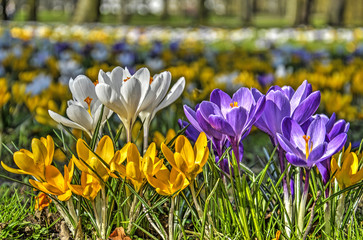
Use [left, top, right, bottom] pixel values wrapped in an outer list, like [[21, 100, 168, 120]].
[[93, 80, 99, 86], [149, 77, 153, 84], [303, 135, 313, 159], [84, 96, 93, 116], [229, 101, 238, 108], [123, 77, 130, 82]]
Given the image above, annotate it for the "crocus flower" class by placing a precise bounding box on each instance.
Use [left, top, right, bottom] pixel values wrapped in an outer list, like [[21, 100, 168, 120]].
[[144, 163, 189, 196], [253, 80, 321, 145], [1, 135, 54, 181], [331, 144, 363, 189], [29, 160, 74, 201], [69, 171, 102, 201], [95, 67, 154, 142], [34, 192, 52, 211], [276, 116, 347, 168], [49, 75, 113, 138], [303, 113, 350, 185], [138, 71, 185, 151], [184, 88, 265, 162], [72, 136, 115, 183], [111, 142, 161, 192], [161, 132, 209, 181]]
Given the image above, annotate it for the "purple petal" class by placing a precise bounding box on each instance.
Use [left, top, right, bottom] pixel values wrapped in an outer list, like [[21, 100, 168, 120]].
[[326, 113, 336, 133], [277, 133, 305, 159], [290, 80, 312, 112], [328, 120, 347, 141], [316, 161, 330, 184], [307, 116, 326, 148], [292, 91, 321, 124], [321, 133, 347, 160], [286, 152, 307, 167], [281, 117, 306, 151], [210, 89, 232, 117], [282, 86, 295, 100], [307, 144, 326, 167], [196, 110, 224, 139], [251, 88, 263, 102], [208, 115, 235, 136], [178, 119, 200, 143], [231, 87, 255, 112], [263, 91, 290, 135], [245, 95, 266, 129], [225, 106, 248, 139], [184, 105, 203, 133]]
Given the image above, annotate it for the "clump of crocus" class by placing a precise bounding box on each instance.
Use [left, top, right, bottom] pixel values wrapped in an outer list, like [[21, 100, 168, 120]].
[[184, 88, 265, 163]]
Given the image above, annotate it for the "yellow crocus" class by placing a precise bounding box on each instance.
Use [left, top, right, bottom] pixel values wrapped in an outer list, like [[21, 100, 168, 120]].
[[331, 144, 363, 189], [144, 163, 189, 196], [29, 160, 74, 201], [69, 171, 102, 201], [0, 78, 10, 107], [111, 142, 161, 192], [72, 136, 115, 183], [34, 192, 52, 211], [1, 135, 54, 181], [161, 132, 209, 181]]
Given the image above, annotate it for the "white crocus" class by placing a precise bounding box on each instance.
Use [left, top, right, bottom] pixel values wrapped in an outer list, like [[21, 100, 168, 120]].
[[49, 75, 113, 138], [95, 67, 154, 142], [139, 71, 185, 151]]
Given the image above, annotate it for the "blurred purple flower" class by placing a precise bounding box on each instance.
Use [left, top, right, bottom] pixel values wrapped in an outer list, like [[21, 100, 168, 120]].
[[257, 73, 274, 88]]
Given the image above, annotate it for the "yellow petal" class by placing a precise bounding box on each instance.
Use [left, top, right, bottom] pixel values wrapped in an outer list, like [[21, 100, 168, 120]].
[[1, 161, 31, 176], [57, 190, 72, 201], [45, 165, 65, 191], [161, 143, 177, 169], [175, 135, 195, 165], [29, 179, 53, 195], [72, 155, 89, 174], [41, 135, 54, 166], [13, 151, 44, 181], [127, 143, 140, 170], [95, 135, 114, 165], [76, 139, 91, 164], [174, 152, 188, 174], [126, 162, 140, 180], [31, 138, 47, 170], [194, 132, 208, 165], [351, 168, 363, 185]]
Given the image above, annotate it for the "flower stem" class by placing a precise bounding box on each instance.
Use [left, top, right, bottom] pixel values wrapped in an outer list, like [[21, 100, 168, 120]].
[[54, 201, 75, 235], [335, 193, 346, 230], [278, 147, 292, 237], [127, 194, 139, 235], [143, 119, 150, 154], [298, 169, 310, 236], [190, 181, 211, 236], [101, 188, 107, 239], [168, 197, 175, 240]]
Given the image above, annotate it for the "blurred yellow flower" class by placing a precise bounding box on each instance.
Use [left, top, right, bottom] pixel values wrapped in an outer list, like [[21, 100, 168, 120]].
[[34, 192, 52, 211], [0, 78, 10, 107], [153, 129, 176, 148]]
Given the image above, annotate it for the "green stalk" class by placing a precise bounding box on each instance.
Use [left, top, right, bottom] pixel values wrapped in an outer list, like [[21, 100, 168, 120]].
[[245, 179, 262, 240], [298, 169, 310, 236], [335, 193, 346, 230], [127, 194, 139, 234], [168, 197, 175, 240]]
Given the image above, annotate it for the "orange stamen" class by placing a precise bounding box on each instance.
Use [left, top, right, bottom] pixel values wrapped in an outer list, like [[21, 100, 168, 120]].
[[303, 135, 311, 159], [229, 101, 238, 108], [123, 77, 130, 82], [149, 77, 153, 84], [84, 96, 93, 116], [93, 79, 99, 86]]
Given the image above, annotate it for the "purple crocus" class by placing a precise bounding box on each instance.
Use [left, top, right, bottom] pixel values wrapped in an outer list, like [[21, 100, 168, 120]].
[[302, 113, 350, 188], [253, 80, 321, 146], [276, 116, 347, 168], [184, 87, 265, 162]]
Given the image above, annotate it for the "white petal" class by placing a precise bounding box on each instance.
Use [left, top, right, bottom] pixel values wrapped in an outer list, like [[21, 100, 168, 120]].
[[133, 68, 150, 101], [120, 77, 141, 120], [152, 71, 171, 105], [66, 105, 93, 131], [154, 77, 185, 115], [48, 110, 91, 136], [110, 66, 125, 91], [98, 70, 112, 85], [70, 75, 97, 108], [96, 83, 127, 117]]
